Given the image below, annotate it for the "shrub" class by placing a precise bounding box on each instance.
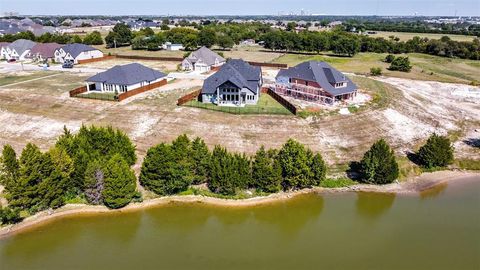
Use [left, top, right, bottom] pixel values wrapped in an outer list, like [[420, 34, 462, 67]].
[[417, 133, 454, 169], [359, 139, 399, 184], [385, 54, 395, 63], [0, 206, 22, 225], [389, 56, 412, 72], [370, 67, 382, 76]]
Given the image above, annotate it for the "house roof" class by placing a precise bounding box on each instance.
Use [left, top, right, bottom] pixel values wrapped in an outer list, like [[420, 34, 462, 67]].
[[29, 43, 62, 58], [202, 59, 262, 95], [185, 46, 225, 66], [8, 39, 36, 55], [0, 42, 10, 49], [276, 61, 358, 96], [60, 43, 99, 58], [86, 63, 166, 85]]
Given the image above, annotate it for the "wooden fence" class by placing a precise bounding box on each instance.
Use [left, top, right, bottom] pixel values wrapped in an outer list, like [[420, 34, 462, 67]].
[[69, 86, 87, 97], [248, 61, 288, 68], [69, 79, 167, 101], [177, 89, 201, 105], [262, 87, 297, 115], [77, 55, 116, 64], [116, 55, 184, 62], [117, 79, 168, 101]]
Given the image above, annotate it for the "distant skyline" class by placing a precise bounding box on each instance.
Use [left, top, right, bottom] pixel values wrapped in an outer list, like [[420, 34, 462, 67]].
[[1, 0, 479, 16]]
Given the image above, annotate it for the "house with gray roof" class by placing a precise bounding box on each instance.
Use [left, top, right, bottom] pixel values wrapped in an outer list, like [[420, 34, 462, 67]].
[[275, 61, 358, 104], [3, 39, 37, 60], [85, 63, 167, 93], [54, 43, 103, 64], [0, 42, 10, 60], [201, 59, 262, 106], [27, 43, 62, 62], [182, 46, 226, 73]]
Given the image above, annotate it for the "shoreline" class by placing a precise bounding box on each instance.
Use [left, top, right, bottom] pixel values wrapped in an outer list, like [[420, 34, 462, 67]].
[[0, 170, 478, 239]]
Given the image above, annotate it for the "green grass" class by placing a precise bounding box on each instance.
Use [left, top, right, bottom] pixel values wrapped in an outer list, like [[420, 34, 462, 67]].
[[453, 159, 480, 171], [77, 92, 118, 101], [184, 94, 292, 115], [179, 187, 270, 200], [320, 178, 357, 188], [397, 156, 423, 181]]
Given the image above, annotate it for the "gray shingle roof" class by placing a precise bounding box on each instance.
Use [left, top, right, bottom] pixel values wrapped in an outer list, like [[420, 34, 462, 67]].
[[61, 43, 99, 58], [9, 39, 36, 55], [202, 59, 262, 95], [276, 61, 358, 96], [185, 46, 225, 66], [86, 63, 166, 85]]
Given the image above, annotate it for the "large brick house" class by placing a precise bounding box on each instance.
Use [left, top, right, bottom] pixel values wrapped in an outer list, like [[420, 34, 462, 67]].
[[275, 61, 358, 104]]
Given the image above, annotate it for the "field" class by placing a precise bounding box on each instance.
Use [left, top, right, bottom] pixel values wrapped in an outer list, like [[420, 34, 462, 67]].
[[0, 65, 478, 178], [366, 31, 477, 42], [273, 52, 480, 84]]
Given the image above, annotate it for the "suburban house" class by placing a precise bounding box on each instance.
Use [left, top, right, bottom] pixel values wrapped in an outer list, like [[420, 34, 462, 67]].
[[182, 46, 226, 73], [3, 39, 36, 60], [275, 61, 358, 104], [27, 43, 62, 62], [162, 42, 183, 51], [54, 43, 104, 64], [84, 63, 167, 93], [0, 42, 9, 59], [201, 59, 263, 106]]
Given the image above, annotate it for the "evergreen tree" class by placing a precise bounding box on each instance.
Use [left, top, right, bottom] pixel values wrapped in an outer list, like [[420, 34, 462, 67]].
[[252, 146, 282, 193], [0, 145, 19, 191], [359, 139, 399, 185], [139, 143, 190, 195], [417, 133, 454, 168], [310, 153, 327, 186], [208, 146, 236, 195], [277, 139, 311, 190], [102, 154, 136, 209], [191, 137, 210, 184], [84, 160, 105, 205], [0, 206, 22, 225], [233, 153, 252, 190]]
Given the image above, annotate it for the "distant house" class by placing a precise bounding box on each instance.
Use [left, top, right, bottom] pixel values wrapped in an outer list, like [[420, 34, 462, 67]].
[[54, 43, 104, 64], [27, 43, 62, 62], [84, 63, 167, 93], [162, 42, 183, 51], [0, 42, 10, 59], [201, 59, 262, 106], [275, 61, 358, 104], [182, 46, 226, 73], [240, 39, 256, 46], [3, 39, 37, 60]]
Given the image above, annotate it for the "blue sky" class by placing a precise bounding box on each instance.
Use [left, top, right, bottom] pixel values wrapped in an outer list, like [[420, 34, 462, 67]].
[[1, 0, 479, 16]]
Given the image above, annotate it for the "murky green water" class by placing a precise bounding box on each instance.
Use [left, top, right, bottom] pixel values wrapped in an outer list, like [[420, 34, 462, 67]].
[[1, 177, 479, 270]]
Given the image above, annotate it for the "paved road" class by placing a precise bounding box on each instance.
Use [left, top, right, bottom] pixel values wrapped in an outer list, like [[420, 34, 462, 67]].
[[0, 62, 106, 74]]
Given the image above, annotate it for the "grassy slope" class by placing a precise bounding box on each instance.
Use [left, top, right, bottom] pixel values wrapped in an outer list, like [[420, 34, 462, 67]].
[[273, 52, 480, 84]]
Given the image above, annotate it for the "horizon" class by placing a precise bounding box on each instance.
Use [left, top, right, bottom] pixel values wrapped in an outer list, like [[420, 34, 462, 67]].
[[2, 0, 480, 17]]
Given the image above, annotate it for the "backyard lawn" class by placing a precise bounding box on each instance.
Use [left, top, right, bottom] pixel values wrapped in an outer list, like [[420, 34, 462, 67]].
[[77, 91, 118, 101], [183, 94, 292, 115]]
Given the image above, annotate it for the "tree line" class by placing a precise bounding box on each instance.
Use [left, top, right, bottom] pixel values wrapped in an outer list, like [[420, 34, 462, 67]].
[[0, 30, 103, 45], [0, 125, 455, 226]]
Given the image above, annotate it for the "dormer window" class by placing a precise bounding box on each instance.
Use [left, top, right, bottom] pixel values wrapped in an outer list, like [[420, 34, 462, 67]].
[[334, 82, 346, 88]]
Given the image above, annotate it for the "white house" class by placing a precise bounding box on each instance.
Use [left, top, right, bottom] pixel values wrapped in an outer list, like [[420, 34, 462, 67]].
[[182, 46, 226, 73], [54, 43, 104, 64], [85, 63, 167, 93], [2, 39, 36, 60], [162, 42, 183, 51], [0, 42, 10, 59]]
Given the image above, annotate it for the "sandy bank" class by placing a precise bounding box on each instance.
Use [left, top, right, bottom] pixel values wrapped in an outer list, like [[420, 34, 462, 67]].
[[1, 170, 478, 239]]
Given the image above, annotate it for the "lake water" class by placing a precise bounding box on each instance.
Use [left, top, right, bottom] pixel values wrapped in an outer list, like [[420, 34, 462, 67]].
[[1, 177, 479, 270]]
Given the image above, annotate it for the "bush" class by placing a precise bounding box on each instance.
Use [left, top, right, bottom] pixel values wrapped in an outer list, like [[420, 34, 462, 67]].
[[389, 56, 412, 72], [0, 206, 22, 225], [102, 154, 136, 209], [359, 139, 399, 184], [417, 133, 454, 169], [370, 67, 382, 76], [385, 54, 395, 63]]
